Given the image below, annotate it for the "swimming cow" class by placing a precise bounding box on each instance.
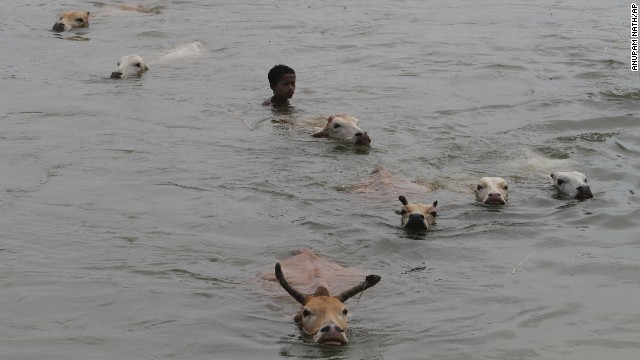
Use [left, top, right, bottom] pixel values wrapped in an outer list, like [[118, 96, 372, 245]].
[[275, 263, 380, 345], [475, 177, 509, 205], [397, 195, 438, 230], [312, 115, 372, 146], [110, 55, 149, 79], [52, 11, 90, 32], [550, 171, 593, 200]]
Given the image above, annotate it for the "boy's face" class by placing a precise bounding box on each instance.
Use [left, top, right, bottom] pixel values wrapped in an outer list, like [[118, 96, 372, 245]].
[[272, 73, 296, 101]]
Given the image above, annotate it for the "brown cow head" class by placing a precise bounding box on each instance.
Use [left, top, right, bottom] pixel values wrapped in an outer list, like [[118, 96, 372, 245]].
[[398, 195, 438, 230], [275, 263, 380, 345]]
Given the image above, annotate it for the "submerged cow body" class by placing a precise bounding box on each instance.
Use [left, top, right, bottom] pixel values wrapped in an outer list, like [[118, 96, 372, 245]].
[[344, 165, 434, 199], [110, 42, 204, 79], [52, 6, 162, 32]]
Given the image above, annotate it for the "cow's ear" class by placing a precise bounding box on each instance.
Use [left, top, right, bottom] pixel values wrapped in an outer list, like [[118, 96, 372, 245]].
[[312, 128, 328, 138]]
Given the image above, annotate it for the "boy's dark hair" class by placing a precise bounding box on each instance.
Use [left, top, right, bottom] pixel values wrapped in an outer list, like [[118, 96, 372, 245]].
[[268, 64, 295, 89]]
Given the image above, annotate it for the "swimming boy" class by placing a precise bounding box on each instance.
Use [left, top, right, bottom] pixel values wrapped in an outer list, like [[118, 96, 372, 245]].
[[263, 64, 296, 107]]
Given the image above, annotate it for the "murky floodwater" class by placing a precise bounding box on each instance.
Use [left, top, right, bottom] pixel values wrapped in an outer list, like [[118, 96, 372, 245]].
[[1, 1, 639, 359]]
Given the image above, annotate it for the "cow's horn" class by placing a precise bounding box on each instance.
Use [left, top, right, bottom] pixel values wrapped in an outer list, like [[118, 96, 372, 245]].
[[275, 263, 306, 304], [336, 274, 381, 303]]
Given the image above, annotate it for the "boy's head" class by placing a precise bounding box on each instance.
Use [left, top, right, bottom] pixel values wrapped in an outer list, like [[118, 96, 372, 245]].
[[268, 64, 296, 102], [268, 64, 295, 89]]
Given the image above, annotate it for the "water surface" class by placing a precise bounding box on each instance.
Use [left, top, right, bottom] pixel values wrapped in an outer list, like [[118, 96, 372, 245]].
[[1, 1, 639, 359]]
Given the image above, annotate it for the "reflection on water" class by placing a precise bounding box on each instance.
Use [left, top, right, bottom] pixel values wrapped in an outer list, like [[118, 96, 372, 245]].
[[278, 327, 383, 360], [400, 229, 432, 241]]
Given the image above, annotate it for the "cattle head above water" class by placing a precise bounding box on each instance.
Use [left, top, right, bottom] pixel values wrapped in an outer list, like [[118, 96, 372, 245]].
[[52, 11, 90, 32], [312, 115, 371, 146], [550, 171, 593, 200], [397, 195, 438, 230], [275, 262, 381, 346], [475, 177, 509, 205]]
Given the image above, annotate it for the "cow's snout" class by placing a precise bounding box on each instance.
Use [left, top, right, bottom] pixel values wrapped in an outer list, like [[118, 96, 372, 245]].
[[576, 185, 590, 193], [320, 324, 343, 334], [110, 72, 123, 79], [484, 192, 506, 205], [354, 132, 371, 145], [405, 213, 427, 230], [52, 22, 65, 32], [317, 323, 348, 345], [575, 185, 593, 199]]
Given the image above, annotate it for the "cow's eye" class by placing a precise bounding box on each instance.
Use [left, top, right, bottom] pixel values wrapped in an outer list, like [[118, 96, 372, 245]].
[[302, 309, 310, 317], [431, 211, 437, 218], [477, 185, 483, 190], [557, 179, 565, 185], [584, 178, 588, 183], [76, 18, 84, 23], [135, 63, 141, 68], [333, 123, 341, 129], [342, 309, 348, 315], [503, 185, 508, 190]]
